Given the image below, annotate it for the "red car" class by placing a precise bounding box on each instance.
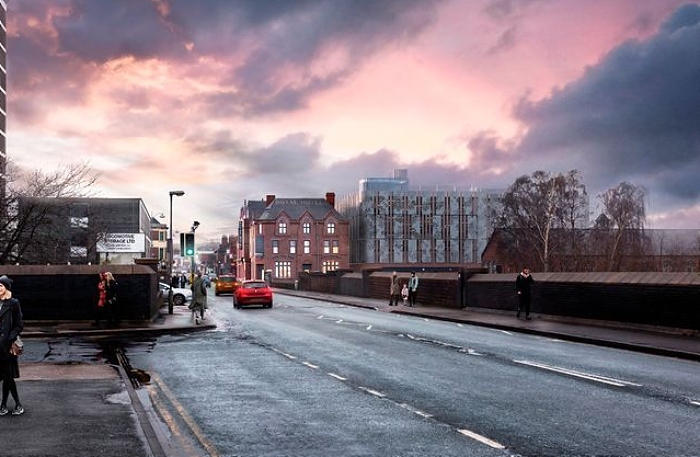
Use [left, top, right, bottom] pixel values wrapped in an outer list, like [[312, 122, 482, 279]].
[[233, 280, 273, 309]]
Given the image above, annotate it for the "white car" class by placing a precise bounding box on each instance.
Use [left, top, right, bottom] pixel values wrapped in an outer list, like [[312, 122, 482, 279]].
[[159, 282, 192, 306]]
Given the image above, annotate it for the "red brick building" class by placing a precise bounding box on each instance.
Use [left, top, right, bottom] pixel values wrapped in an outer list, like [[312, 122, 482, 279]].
[[237, 193, 349, 284]]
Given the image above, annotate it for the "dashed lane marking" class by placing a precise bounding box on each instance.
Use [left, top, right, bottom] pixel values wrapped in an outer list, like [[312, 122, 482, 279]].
[[358, 387, 386, 398], [399, 402, 433, 419], [457, 429, 506, 449], [514, 360, 642, 387], [327, 372, 347, 381]]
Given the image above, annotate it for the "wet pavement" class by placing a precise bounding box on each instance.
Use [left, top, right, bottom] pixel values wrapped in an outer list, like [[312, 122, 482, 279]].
[[4, 291, 698, 457]]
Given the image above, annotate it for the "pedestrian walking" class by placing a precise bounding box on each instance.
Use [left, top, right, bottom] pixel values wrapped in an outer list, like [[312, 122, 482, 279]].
[[388, 272, 401, 306], [94, 271, 118, 327], [515, 267, 534, 320], [0, 275, 24, 416], [408, 271, 419, 307], [190, 272, 207, 324]]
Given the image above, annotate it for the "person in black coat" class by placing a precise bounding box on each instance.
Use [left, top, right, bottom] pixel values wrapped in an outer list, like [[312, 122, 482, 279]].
[[0, 275, 24, 416], [515, 267, 534, 320]]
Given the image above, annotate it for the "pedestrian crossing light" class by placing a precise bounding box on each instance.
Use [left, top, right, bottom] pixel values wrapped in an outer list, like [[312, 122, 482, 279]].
[[184, 232, 195, 256]]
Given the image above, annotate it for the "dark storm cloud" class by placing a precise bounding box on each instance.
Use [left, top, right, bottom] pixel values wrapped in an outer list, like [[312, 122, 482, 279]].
[[507, 3, 700, 204], [9, 0, 446, 120]]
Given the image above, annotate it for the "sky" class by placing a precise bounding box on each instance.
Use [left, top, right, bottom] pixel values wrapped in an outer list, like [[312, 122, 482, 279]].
[[7, 0, 700, 243]]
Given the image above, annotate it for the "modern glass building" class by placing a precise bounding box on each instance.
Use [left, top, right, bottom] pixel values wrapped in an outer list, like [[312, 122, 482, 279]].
[[338, 170, 504, 267]]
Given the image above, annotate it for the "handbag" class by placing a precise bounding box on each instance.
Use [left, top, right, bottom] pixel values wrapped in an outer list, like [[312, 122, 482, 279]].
[[10, 336, 23, 356]]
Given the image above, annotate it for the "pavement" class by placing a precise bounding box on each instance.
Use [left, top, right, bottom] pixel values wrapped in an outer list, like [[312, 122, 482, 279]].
[[3, 291, 699, 457]]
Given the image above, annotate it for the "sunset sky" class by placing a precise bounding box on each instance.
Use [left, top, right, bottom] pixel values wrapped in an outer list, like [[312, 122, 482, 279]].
[[7, 0, 700, 243]]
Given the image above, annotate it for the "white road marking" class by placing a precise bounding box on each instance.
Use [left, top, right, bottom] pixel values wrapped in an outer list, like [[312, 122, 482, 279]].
[[270, 348, 297, 360], [407, 334, 482, 356], [399, 403, 433, 419], [690, 400, 700, 407], [327, 372, 347, 381], [457, 429, 506, 449], [366, 325, 373, 330], [302, 361, 319, 369], [514, 360, 641, 387], [358, 387, 386, 398], [336, 319, 343, 323]]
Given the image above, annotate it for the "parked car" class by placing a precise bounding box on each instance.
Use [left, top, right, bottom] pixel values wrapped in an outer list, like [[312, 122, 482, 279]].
[[215, 275, 241, 296], [233, 280, 273, 309], [159, 282, 192, 306]]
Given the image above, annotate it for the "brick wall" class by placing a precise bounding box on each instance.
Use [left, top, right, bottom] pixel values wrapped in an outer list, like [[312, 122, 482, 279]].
[[0, 265, 160, 321], [466, 272, 700, 330], [292, 269, 700, 330]]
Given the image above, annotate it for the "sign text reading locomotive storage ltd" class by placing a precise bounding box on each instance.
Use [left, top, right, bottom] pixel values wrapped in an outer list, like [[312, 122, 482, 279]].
[[96, 233, 146, 253]]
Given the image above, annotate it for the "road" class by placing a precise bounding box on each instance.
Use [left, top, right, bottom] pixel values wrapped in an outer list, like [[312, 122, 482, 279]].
[[127, 293, 700, 456]]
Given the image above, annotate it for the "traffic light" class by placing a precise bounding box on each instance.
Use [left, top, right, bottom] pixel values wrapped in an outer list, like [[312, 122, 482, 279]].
[[184, 232, 195, 256]]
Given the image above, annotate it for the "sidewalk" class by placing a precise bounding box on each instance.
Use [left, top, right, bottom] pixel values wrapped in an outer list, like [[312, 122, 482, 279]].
[[5, 292, 699, 457], [4, 305, 213, 457]]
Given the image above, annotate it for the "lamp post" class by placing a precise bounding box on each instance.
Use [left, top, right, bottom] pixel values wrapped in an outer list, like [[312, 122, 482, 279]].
[[168, 190, 185, 314], [190, 220, 200, 278]]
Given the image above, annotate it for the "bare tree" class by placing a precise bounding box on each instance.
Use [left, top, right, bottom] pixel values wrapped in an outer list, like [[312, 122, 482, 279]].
[[0, 161, 99, 264], [598, 182, 646, 271], [495, 170, 588, 272]]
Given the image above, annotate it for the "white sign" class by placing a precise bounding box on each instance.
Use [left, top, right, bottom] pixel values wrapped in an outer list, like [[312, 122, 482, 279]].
[[97, 233, 146, 253]]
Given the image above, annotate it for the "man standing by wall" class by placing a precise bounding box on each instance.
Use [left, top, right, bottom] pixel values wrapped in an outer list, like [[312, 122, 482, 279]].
[[408, 272, 419, 307], [515, 267, 534, 320], [388, 272, 401, 306]]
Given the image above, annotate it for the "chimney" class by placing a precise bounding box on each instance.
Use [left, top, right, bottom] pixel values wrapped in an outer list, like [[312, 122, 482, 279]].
[[265, 194, 275, 206], [325, 192, 335, 207]]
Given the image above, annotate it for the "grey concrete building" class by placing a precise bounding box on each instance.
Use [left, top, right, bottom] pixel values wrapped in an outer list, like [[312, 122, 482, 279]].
[[337, 170, 503, 267], [18, 197, 153, 265]]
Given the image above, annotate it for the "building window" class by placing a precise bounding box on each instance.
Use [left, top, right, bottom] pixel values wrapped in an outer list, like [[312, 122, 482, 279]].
[[327, 222, 335, 234], [303, 222, 311, 234], [322, 261, 339, 273], [275, 261, 292, 278], [70, 246, 87, 258], [302, 263, 312, 272], [332, 240, 339, 254], [278, 221, 287, 234], [69, 203, 89, 229], [323, 240, 330, 254], [303, 240, 311, 254], [290, 240, 296, 254], [272, 240, 279, 254], [159, 231, 166, 241], [70, 217, 88, 229]]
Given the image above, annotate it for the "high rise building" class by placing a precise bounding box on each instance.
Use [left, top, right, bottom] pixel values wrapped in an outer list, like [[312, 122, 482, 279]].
[[0, 1, 7, 201]]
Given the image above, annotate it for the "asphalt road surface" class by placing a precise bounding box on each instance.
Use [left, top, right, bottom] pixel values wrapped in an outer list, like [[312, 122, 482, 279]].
[[127, 294, 700, 457]]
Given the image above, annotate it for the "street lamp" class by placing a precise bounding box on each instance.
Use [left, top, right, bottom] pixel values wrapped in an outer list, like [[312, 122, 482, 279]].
[[168, 190, 185, 314], [190, 220, 200, 277]]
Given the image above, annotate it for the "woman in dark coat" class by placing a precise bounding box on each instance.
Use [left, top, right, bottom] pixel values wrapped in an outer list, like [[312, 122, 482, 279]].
[[0, 274, 24, 416], [95, 271, 118, 327]]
